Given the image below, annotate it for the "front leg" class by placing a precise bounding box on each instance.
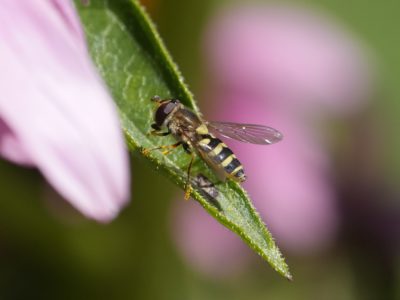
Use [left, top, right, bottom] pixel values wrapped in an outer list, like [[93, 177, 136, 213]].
[[149, 123, 171, 136], [143, 141, 182, 156], [182, 142, 192, 154]]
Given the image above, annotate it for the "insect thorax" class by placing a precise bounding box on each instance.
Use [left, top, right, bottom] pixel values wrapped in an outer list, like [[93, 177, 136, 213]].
[[167, 107, 204, 144]]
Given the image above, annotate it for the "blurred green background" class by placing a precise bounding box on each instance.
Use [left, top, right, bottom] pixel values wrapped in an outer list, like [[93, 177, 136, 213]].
[[0, 0, 399, 299]]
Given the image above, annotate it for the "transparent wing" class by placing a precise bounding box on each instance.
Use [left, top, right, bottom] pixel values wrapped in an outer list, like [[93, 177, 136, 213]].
[[207, 121, 283, 145]]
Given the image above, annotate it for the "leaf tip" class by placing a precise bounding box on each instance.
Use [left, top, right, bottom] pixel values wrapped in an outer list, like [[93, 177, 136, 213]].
[[285, 272, 294, 282]]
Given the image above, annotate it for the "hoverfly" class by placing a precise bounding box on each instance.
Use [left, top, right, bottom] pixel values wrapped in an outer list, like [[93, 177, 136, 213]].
[[145, 96, 283, 199]]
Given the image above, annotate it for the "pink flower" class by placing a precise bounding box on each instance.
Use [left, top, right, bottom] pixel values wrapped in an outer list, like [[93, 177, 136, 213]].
[[206, 5, 373, 116], [0, 0, 130, 222], [172, 4, 373, 276]]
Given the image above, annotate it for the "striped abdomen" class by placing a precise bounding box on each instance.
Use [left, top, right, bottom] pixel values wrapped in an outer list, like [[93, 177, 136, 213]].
[[198, 134, 246, 182]]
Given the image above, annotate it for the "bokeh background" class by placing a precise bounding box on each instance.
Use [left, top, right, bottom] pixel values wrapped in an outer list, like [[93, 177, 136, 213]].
[[1, 0, 399, 299]]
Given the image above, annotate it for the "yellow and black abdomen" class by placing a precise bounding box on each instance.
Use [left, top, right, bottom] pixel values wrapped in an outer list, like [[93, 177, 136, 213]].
[[198, 134, 246, 182]]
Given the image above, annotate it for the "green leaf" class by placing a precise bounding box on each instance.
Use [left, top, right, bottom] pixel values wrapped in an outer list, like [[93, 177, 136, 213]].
[[75, 0, 291, 280]]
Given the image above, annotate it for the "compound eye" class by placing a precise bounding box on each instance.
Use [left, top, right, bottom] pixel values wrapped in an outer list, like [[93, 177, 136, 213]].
[[155, 101, 178, 126]]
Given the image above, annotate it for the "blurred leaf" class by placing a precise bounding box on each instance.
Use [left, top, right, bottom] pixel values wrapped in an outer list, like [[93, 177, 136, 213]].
[[75, 0, 291, 279]]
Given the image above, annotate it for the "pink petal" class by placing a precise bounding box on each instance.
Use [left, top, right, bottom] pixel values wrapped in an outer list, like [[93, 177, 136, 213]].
[[205, 4, 374, 116], [0, 1, 130, 222], [0, 118, 34, 166]]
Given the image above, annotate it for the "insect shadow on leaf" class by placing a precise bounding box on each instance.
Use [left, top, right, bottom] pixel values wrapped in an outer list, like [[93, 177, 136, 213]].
[[192, 174, 222, 210]]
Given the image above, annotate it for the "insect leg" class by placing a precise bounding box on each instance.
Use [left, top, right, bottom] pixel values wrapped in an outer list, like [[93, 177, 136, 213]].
[[143, 141, 182, 156], [184, 152, 195, 200], [150, 130, 171, 136], [182, 143, 192, 154], [148, 123, 171, 136]]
